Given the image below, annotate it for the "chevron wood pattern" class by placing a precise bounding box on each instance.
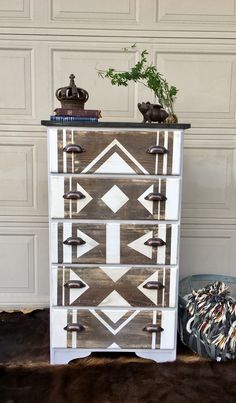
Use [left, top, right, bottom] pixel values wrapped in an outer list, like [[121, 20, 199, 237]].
[[51, 308, 176, 350], [50, 129, 182, 175], [52, 266, 177, 308]]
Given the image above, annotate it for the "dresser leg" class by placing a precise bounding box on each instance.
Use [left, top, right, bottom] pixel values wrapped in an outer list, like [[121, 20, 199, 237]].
[[135, 350, 176, 363], [51, 349, 92, 364]]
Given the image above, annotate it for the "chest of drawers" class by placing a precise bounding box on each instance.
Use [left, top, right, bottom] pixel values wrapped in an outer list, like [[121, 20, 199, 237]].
[[42, 121, 190, 364]]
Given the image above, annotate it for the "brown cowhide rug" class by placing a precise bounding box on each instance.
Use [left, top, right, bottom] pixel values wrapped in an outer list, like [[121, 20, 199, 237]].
[[0, 309, 236, 403]]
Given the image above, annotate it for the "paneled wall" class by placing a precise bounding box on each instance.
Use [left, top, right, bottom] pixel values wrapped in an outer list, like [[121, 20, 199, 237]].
[[0, 0, 236, 308]]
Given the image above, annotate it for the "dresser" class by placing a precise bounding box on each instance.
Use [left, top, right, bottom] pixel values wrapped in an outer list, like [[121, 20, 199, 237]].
[[42, 121, 190, 364]]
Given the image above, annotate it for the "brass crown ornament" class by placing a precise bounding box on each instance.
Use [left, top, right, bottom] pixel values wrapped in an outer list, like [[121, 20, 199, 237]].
[[55, 74, 89, 109]]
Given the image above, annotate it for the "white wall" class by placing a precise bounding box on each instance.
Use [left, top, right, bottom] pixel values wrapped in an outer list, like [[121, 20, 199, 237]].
[[0, 0, 236, 308]]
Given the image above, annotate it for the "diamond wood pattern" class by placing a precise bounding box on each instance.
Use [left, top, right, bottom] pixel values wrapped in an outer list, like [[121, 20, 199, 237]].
[[50, 176, 180, 221]]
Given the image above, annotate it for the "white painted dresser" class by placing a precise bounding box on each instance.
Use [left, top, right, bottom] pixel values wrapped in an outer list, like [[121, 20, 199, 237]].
[[42, 121, 190, 364]]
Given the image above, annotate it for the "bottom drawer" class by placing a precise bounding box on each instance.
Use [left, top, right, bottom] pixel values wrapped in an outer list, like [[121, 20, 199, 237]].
[[51, 308, 176, 350]]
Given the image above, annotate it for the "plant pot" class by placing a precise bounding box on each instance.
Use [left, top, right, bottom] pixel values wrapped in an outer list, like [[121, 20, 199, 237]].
[[165, 114, 178, 124]]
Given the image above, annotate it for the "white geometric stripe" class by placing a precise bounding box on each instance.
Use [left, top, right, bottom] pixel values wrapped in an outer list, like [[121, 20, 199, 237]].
[[106, 224, 120, 264], [170, 225, 178, 265], [63, 223, 72, 263], [63, 130, 67, 173], [172, 131, 181, 175], [165, 179, 179, 220], [76, 229, 99, 258], [101, 185, 129, 213], [163, 131, 168, 175], [49, 128, 58, 172], [154, 131, 159, 175], [76, 183, 93, 213], [108, 342, 120, 349], [90, 309, 139, 335], [100, 266, 130, 282], [152, 311, 157, 349], [101, 309, 129, 323], [68, 270, 89, 305], [137, 184, 154, 214], [137, 272, 159, 305], [128, 230, 153, 259], [95, 152, 135, 174], [99, 290, 131, 308], [81, 139, 148, 174], [156, 226, 166, 264]]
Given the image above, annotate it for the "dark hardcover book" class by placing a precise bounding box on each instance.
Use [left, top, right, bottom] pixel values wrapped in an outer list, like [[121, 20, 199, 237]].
[[54, 108, 102, 118], [50, 116, 98, 122]]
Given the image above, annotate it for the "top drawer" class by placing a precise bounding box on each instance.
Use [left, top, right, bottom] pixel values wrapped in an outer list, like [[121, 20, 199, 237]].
[[49, 128, 183, 175]]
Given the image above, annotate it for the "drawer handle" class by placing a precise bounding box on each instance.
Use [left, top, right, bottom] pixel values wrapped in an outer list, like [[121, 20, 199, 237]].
[[63, 237, 86, 246], [63, 191, 85, 200], [63, 144, 85, 154], [144, 238, 166, 247], [143, 324, 164, 333], [143, 281, 165, 290], [64, 323, 85, 332], [64, 280, 86, 289], [145, 193, 167, 202], [146, 145, 168, 155]]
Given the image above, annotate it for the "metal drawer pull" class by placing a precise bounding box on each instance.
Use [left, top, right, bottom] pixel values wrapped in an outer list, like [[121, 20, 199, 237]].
[[63, 237, 86, 246], [64, 323, 85, 332], [63, 191, 85, 200], [144, 193, 167, 202], [63, 144, 85, 153], [146, 145, 168, 155], [64, 280, 86, 289], [143, 281, 165, 290], [143, 324, 164, 333], [144, 238, 166, 247]]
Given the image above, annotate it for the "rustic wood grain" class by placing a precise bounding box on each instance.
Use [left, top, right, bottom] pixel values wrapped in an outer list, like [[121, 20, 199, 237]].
[[59, 177, 171, 220], [55, 266, 172, 308], [64, 309, 162, 349], [56, 223, 174, 265], [56, 130, 176, 175]]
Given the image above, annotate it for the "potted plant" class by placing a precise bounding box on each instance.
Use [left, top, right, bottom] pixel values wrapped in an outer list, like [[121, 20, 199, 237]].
[[98, 48, 178, 123]]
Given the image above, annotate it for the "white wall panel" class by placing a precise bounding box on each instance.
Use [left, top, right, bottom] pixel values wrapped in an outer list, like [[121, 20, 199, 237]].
[[0, 43, 52, 125], [182, 135, 236, 223], [157, 0, 236, 23], [51, 0, 137, 23], [0, 224, 49, 307], [0, 136, 48, 220], [0, 48, 32, 116], [155, 49, 236, 127], [0, 0, 31, 19], [52, 47, 137, 119], [180, 227, 236, 279], [0, 3, 236, 307]]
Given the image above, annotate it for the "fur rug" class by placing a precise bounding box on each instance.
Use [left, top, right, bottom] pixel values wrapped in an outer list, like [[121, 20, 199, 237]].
[[0, 309, 236, 403]]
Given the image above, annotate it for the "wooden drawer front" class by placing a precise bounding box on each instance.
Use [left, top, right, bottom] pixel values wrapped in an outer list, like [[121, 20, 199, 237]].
[[52, 266, 177, 308], [50, 176, 180, 221], [51, 223, 178, 265], [51, 308, 175, 350], [49, 129, 182, 175]]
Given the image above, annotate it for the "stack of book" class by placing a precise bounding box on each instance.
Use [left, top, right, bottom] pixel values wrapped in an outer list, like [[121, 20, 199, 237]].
[[50, 108, 102, 123]]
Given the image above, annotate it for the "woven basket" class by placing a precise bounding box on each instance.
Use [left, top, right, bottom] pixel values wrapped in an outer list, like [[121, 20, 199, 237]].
[[178, 274, 236, 361]]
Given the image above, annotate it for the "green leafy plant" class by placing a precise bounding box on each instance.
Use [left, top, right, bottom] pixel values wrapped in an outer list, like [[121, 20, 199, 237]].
[[98, 48, 178, 121]]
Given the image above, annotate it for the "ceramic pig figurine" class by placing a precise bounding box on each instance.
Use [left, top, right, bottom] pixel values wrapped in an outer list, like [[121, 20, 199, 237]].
[[138, 102, 169, 123]]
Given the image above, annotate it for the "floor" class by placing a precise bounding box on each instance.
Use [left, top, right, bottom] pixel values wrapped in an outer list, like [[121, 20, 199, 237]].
[[0, 309, 235, 403]]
